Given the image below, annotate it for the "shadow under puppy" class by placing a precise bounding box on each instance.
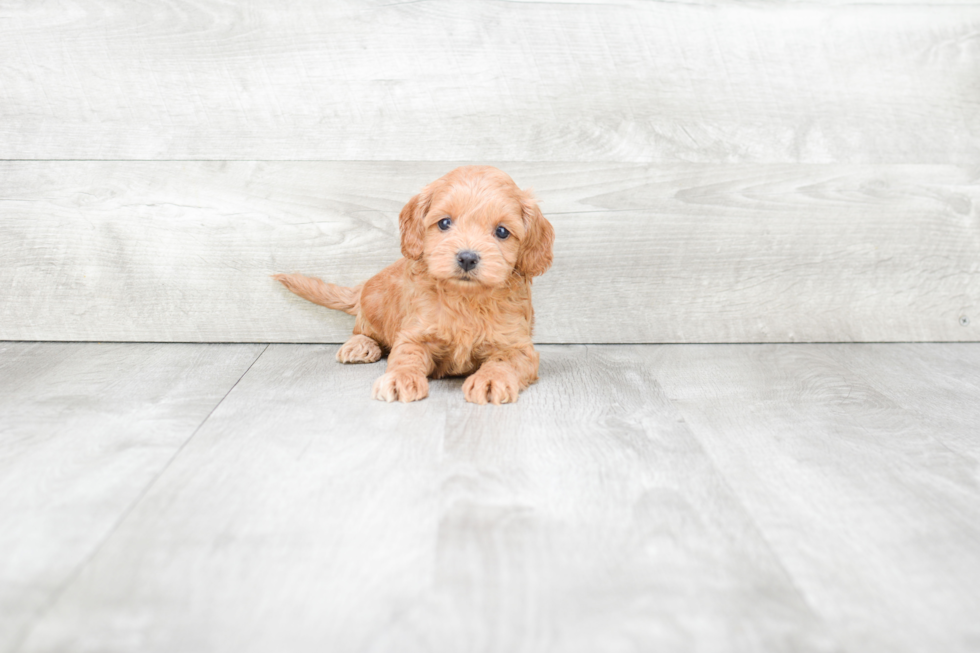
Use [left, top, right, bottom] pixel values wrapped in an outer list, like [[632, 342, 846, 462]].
[[274, 165, 555, 404]]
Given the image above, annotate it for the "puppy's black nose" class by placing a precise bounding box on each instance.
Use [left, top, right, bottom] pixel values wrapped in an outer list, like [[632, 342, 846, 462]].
[[456, 250, 480, 272]]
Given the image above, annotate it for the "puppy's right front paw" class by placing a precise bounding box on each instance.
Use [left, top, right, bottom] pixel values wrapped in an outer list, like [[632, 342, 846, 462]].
[[337, 335, 382, 364], [372, 371, 429, 403]]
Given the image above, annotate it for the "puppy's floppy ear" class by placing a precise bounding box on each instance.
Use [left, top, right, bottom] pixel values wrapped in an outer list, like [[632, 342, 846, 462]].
[[516, 190, 554, 278], [398, 188, 431, 260]]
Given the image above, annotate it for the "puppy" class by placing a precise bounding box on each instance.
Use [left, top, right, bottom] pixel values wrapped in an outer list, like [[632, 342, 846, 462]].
[[274, 166, 555, 404]]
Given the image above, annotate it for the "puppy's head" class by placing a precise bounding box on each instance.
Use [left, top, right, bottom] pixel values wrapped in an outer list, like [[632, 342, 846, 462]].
[[398, 166, 554, 288]]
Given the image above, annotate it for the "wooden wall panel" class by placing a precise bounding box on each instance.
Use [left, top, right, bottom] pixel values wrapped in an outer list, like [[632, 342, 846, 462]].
[[2, 1, 978, 342], [0, 1, 977, 162], [1, 161, 976, 343]]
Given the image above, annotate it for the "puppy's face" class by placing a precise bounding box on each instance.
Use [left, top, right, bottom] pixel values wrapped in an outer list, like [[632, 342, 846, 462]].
[[399, 166, 554, 288]]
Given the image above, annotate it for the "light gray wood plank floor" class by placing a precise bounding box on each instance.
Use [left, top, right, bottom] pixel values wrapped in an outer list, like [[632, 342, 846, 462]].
[[0, 343, 265, 653], [2, 343, 978, 652]]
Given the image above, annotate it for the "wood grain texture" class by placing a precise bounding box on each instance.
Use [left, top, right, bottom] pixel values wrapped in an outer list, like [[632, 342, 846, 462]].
[[822, 343, 980, 460], [1, 161, 977, 343], [654, 344, 980, 653], [0, 342, 264, 653], [7, 343, 980, 652], [1, 1, 978, 162], [12, 344, 836, 653]]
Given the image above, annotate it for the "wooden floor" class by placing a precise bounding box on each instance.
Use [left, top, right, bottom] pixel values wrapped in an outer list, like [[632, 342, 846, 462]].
[[2, 342, 979, 653]]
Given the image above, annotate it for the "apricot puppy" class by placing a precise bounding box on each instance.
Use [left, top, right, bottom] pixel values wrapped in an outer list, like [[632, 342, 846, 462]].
[[274, 166, 555, 404]]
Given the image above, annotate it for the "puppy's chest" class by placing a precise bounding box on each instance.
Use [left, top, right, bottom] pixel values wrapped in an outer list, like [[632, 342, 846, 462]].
[[426, 301, 525, 375]]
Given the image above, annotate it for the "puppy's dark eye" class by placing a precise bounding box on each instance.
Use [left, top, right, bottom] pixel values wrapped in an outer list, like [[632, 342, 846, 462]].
[[494, 225, 510, 239], [437, 217, 452, 231]]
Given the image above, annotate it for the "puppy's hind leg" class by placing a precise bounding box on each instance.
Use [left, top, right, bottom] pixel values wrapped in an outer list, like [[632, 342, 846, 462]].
[[337, 334, 383, 364]]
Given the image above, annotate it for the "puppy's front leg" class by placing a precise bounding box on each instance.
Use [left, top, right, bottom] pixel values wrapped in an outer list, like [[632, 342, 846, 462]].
[[372, 341, 435, 403], [463, 346, 540, 405]]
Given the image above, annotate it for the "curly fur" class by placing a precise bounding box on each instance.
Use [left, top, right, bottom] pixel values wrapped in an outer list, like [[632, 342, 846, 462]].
[[274, 165, 555, 404]]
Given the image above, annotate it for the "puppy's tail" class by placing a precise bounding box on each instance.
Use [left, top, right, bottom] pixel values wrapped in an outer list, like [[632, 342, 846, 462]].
[[273, 273, 361, 316]]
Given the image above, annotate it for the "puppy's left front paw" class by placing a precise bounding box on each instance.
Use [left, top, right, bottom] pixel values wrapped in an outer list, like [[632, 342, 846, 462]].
[[463, 368, 520, 405]]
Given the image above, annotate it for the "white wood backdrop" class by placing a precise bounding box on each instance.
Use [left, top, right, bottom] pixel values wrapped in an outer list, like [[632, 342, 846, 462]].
[[1, 0, 978, 342]]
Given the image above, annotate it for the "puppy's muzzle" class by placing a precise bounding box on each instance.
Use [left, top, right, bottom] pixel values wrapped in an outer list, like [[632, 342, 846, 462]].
[[456, 250, 480, 272]]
